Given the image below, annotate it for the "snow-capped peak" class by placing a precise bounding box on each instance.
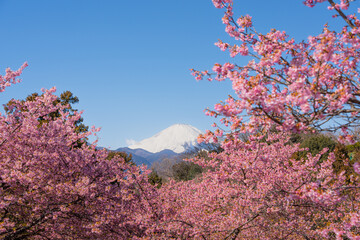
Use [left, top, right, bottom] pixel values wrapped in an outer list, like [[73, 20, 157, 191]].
[[128, 124, 202, 153]]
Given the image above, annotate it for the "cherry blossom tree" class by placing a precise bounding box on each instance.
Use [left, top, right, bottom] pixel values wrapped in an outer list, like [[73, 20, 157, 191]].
[[192, 0, 360, 143], [157, 0, 360, 239], [0, 66, 161, 239], [159, 133, 359, 239]]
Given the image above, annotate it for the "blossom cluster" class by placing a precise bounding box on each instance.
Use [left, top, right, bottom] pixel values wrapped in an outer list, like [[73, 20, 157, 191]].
[[194, 0, 360, 142]]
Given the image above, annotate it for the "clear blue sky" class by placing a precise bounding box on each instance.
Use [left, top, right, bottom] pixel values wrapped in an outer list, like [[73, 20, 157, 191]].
[[0, 0, 345, 149]]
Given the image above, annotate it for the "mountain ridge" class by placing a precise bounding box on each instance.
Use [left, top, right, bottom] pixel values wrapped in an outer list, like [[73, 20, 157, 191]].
[[116, 147, 178, 166]]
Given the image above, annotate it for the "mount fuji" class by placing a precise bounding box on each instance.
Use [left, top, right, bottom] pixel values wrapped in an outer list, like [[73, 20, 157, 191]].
[[128, 124, 202, 153], [116, 124, 210, 166]]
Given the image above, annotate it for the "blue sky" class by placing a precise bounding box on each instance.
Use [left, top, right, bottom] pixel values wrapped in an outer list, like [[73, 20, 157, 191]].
[[0, 0, 345, 149]]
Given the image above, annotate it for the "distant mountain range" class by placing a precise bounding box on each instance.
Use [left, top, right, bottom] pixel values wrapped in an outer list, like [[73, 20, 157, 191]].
[[115, 147, 178, 166], [115, 124, 214, 166]]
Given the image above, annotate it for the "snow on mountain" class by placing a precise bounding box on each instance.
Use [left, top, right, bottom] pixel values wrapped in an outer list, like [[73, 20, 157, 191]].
[[128, 124, 202, 153]]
